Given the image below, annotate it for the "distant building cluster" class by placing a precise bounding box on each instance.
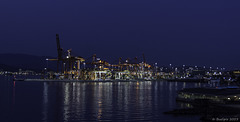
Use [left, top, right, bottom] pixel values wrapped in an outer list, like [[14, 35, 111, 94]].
[[157, 65, 240, 83], [1, 64, 240, 83], [0, 69, 40, 76]]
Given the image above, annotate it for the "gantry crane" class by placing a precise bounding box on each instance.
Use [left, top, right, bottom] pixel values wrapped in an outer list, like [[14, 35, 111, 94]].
[[49, 34, 85, 76]]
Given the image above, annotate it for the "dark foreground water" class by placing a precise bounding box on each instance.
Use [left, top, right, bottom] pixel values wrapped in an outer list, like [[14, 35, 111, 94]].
[[0, 75, 205, 122]]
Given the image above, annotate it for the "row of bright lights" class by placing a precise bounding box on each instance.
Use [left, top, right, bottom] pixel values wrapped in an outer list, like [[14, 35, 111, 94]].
[[46, 58, 226, 70], [169, 64, 225, 70]]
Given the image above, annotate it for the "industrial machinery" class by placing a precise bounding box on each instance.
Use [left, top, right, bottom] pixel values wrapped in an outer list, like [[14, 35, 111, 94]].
[[47, 34, 155, 81]]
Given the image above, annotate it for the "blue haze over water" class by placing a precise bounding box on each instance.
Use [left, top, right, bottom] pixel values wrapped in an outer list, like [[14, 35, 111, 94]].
[[1, 76, 205, 122]]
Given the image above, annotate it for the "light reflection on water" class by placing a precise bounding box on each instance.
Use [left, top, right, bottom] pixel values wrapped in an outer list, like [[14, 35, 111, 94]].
[[40, 81, 203, 122], [0, 76, 204, 122]]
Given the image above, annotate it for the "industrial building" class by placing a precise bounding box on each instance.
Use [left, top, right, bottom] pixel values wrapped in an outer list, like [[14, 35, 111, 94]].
[[47, 34, 157, 81]]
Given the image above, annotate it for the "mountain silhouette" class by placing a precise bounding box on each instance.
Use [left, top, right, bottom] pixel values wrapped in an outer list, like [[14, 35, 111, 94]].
[[0, 53, 57, 72]]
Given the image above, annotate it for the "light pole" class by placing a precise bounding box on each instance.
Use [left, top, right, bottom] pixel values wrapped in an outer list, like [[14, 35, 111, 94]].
[[44, 68, 47, 79], [46, 58, 49, 71], [169, 64, 172, 72], [155, 62, 158, 73], [63, 63, 66, 73], [83, 62, 86, 69], [183, 65, 185, 77]]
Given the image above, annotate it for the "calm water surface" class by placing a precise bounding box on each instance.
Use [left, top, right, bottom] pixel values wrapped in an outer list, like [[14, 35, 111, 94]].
[[0, 76, 205, 122]]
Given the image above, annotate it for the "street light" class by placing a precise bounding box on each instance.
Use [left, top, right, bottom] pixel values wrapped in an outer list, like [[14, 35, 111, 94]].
[[83, 62, 86, 69], [183, 65, 185, 74], [46, 58, 49, 70]]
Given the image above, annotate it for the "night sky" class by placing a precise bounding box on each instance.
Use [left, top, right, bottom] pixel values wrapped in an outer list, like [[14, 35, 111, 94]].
[[1, 0, 240, 69]]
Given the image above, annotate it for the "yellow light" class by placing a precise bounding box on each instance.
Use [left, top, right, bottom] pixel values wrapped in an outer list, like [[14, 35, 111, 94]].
[[233, 71, 240, 74]]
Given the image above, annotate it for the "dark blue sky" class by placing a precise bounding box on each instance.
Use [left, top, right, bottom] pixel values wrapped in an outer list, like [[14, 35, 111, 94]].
[[0, 0, 240, 69]]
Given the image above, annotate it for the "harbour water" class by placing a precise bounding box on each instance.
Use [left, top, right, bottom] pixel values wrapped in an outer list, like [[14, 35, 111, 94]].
[[1, 75, 205, 122]]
